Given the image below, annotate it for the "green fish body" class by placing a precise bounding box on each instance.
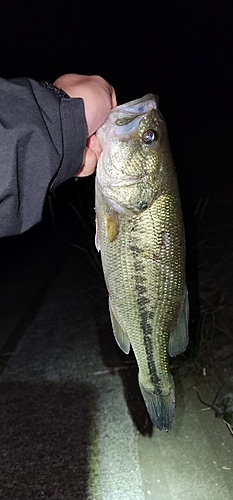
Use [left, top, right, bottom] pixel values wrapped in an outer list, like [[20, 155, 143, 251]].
[[95, 94, 189, 430]]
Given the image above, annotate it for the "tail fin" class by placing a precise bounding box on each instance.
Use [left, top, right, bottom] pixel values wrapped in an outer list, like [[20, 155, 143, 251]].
[[139, 376, 175, 431]]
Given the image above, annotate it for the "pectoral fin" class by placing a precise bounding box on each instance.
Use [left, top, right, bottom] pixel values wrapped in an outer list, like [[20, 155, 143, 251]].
[[109, 299, 130, 354], [104, 212, 119, 243], [168, 290, 189, 357]]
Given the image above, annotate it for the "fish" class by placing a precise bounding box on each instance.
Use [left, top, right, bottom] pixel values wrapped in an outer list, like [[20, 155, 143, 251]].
[[95, 94, 189, 431]]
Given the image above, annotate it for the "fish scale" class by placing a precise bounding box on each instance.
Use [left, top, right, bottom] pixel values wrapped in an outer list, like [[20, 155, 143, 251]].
[[95, 94, 189, 430]]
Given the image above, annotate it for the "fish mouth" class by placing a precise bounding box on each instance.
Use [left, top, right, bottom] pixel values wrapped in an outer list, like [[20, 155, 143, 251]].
[[97, 94, 159, 142], [112, 93, 158, 113]]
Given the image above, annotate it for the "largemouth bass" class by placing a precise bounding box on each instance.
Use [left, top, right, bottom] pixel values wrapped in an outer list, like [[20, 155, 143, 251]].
[[95, 94, 189, 430]]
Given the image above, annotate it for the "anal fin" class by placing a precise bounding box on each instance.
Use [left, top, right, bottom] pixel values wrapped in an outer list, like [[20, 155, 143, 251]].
[[168, 290, 189, 357], [109, 299, 130, 354]]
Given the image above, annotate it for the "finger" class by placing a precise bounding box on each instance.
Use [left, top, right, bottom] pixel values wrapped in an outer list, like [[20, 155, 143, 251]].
[[110, 86, 117, 108], [88, 134, 102, 158], [76, 146, 98, 177]]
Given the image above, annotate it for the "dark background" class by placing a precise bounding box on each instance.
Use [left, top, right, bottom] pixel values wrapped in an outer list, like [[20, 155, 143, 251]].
[[1, 0, 233, 210], [0, 6, 232, 493], [0, 0, 233, 350]]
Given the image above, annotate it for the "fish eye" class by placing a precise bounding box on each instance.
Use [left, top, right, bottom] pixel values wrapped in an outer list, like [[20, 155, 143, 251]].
[[142, 129, 159, 144]]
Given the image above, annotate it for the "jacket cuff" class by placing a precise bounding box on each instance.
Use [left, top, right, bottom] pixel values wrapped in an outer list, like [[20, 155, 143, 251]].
[[41, 81, 71, 100], [50, 97, 87, 190], [41, 81, 87, 189]]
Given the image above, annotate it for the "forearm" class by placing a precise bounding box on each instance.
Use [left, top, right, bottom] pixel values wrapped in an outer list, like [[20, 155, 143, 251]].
[[0, 77, 87, 237]]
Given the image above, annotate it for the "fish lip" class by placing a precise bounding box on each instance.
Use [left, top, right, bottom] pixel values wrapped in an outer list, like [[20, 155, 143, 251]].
[[97, 94, 159, 142], [111, 93, 158, 112]]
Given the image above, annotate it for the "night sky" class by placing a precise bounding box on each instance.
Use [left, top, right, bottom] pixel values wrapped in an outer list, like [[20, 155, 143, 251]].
[[1, 1, 233, 213]]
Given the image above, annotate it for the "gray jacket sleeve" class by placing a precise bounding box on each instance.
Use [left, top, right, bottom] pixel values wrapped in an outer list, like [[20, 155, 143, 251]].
[[0, 77, 87, 237]]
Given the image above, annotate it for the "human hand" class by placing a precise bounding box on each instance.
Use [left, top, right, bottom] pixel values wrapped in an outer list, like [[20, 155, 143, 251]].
[[53, 74, 117, 177]]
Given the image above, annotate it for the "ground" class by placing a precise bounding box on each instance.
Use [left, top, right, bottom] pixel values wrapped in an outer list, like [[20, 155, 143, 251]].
[[0, 177, 233, 499]]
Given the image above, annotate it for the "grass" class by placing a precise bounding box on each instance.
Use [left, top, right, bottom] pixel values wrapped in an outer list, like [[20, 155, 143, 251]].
[[194, 384, 233, 435]]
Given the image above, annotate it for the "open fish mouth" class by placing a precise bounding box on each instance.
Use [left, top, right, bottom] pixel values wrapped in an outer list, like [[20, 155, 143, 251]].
[[97, 94, 159, 141], [111, 93, 158, 113]]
